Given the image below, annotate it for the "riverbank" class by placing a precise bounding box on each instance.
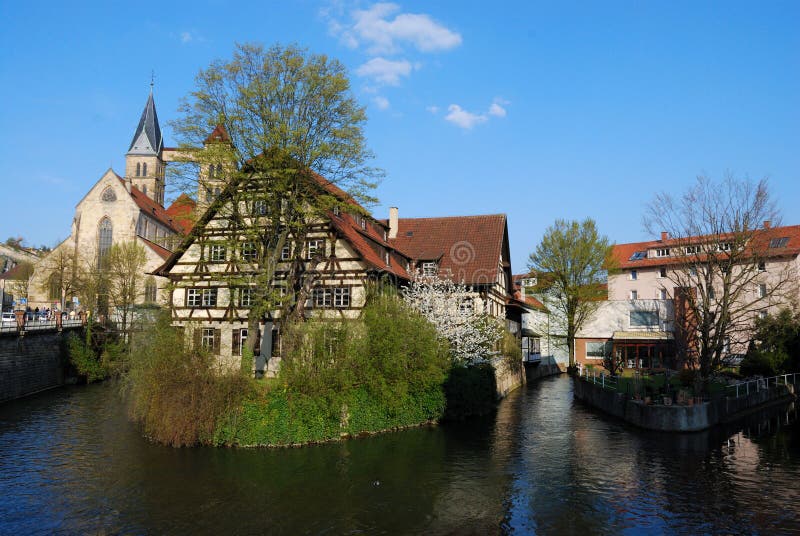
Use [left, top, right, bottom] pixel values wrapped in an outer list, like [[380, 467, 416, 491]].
[[573, 374, 797, 432]]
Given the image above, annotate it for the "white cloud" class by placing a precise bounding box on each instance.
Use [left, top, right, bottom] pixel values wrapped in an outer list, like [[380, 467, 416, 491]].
[[489, 97, 509, 117], [444, 105, 487, 130], [180, 31, 193, 43], [332, 3, 462, 55], [356, 57, 413, 85], [373, 96, 390, 110], [426, 105, 439, 114], [488, 103, 505, 117]]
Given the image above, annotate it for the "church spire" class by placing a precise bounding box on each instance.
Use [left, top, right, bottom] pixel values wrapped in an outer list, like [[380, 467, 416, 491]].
[[127, 85, 163, 156]]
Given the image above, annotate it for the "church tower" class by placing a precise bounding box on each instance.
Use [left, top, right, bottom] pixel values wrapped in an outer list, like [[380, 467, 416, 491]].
[[196, 124, 232, 214], [125, 86, 165, 206]]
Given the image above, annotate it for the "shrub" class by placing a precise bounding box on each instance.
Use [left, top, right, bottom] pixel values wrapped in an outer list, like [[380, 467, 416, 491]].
[[442, 363, 497, 420], [123, 313, 252, 447], [67, 331, 106, 383]]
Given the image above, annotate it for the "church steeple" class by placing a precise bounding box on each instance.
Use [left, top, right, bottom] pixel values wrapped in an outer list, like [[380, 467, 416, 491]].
[[125, 84, 166, 206], [127, 86, 163, 156]]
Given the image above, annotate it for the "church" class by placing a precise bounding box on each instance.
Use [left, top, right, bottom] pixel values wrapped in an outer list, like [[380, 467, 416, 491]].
[[28, 88, 196, 312]]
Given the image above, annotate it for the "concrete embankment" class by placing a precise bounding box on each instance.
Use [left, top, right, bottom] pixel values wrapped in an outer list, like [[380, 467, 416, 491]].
[[0, 331, 72, 403], [491, 356, 563, 399], [573, 376, 796, 432]]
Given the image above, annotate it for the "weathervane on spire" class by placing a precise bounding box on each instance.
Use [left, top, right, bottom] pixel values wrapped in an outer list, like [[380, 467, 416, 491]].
[[150, 70, 155, 92]]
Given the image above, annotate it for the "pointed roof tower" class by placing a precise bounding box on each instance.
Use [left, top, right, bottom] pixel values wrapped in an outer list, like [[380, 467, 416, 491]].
[[127, 86, 163, 156]]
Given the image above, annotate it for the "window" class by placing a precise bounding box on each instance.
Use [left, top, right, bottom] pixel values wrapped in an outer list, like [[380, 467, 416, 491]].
[[758, 261, 766, 272], [723, 337, 730, 353], [758, 311, 768, 320], [205, 188, 213, 203], [758, 283, 767, 298], [239, 288, 253, 307], [97, 217, 113, 267], [422, 261, 438, 276], [630, 290, 638, 300], [253, 200, 267, 216], [216, 164, 223, 178], [459, 299, 474, 316], [306, 239, 324, 259], [360, 218, 366, 230], [630, 270, 638, 281], [209, 244, 227, 262], [209, 164, 215, 179], [232, 328, 248, 356], [200, 328, 216, 350], [690, 266, 698, 276], [769, 237, 789, 248], [333, 287, 350, 308], [48, 275, 61, 301], [281, 245, 291, 261], [333, 206, 340, 217], [198, 328, 220, 353], [708, 287, 715, 299], [187, 288, 217, 307], [586, 341, 612, 359], [144, 277, 157, 303], [630, 310, 659, 327], [214, 187, 220, 198], [629, 251, 646, 261], [659, 289, 667, 300], [135, 163, 141, 177], [659, 267, 667, 278], [313, 288, 332, 308], [241, 242, 258, 261], [385, 251, 390, 265], [101, 187, 117, 202], [685, 245, 701, 255], [655, 248, 670, 257], [142, 163, 147, 176], [718, 242, 731, 252]]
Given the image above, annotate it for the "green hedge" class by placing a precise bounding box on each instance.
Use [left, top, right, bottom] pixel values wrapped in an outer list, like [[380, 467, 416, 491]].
[[214, 385, 445, 447]]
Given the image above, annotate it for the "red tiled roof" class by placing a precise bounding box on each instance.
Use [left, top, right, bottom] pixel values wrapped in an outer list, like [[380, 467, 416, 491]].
[[139, 236, 171, 261], [612, 224, 800, 269], [389, 215, 506, 285], [165, 193, 196, 234], [510, 290, 547, 312], [328, 211, 411, 280], [116, 177, 184, 235], [0, 263, 32, 281], [204, 124, 231, 144]]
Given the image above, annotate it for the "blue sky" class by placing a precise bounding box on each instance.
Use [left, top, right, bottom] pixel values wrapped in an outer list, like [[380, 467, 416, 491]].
[[1, 1, 798, 273]]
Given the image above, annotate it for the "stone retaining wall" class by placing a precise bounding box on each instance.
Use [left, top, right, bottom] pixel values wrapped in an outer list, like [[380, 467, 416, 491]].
[[0, 331, 71, 403], [573, 375, 796, 432], [525, 356, 564, 383]]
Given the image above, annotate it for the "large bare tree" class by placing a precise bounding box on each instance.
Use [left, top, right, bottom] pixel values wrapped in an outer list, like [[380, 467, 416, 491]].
[[644, 175, 796, 383], [169, 43, 382, 367]]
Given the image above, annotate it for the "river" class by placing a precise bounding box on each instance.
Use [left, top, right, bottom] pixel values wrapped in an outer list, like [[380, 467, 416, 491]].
[[1, 375, 798, 534]]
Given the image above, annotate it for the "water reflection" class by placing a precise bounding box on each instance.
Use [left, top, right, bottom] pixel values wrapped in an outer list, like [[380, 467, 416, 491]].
[[0, 377, 798, 534]]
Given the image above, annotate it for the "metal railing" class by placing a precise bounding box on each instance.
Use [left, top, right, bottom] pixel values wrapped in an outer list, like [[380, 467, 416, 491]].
[[726, 374, 799, 398], [580, 367, 618, 391]]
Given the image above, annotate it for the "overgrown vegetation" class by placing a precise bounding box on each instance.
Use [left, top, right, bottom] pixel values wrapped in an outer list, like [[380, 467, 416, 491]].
[[66, 319, 125, 382], [123, 313, 252, 447], [740, 308, 800, 377], [216, 292, 451, 446]]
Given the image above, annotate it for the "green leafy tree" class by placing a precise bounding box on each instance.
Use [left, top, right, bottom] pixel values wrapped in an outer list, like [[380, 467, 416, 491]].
[[105, 242, 148, 338], [741, 308, 800, 376], [169, 42, 382, 369], [527, 218, 612, 368]]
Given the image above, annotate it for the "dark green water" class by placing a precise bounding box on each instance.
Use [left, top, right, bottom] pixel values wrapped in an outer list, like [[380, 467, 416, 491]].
[[1, 375, 799, 534]]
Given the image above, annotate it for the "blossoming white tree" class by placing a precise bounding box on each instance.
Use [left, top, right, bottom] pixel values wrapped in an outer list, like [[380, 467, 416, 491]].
[[403, 272, 503, 364]]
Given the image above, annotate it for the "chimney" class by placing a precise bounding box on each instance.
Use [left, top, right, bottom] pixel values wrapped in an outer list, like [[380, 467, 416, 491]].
[[661, 231, 669, 241], [389, 207, 398, 239], [763, 220, 772, 229]]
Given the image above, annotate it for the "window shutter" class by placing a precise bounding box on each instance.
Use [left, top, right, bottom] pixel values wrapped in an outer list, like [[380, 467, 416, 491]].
[[213, 329, 221, 353], [232, 329, 241, 356]]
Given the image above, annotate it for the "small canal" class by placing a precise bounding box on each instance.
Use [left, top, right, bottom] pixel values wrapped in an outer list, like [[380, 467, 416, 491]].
[[1, 375, 798, 534]]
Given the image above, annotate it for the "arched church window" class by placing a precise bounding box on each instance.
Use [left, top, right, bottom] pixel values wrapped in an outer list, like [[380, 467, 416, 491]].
[[101, 187, 117, 202], [142, 163, 147, 176], [98, 217, 113, 267], [206, 188, 212, 203], [144, 277, 157, 303], [214, 187, 221, 197], [209, 165, 215, 179], [216, 164, 223, 177], [136, 163, 141, 177], [48, 275, 61, 301]]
